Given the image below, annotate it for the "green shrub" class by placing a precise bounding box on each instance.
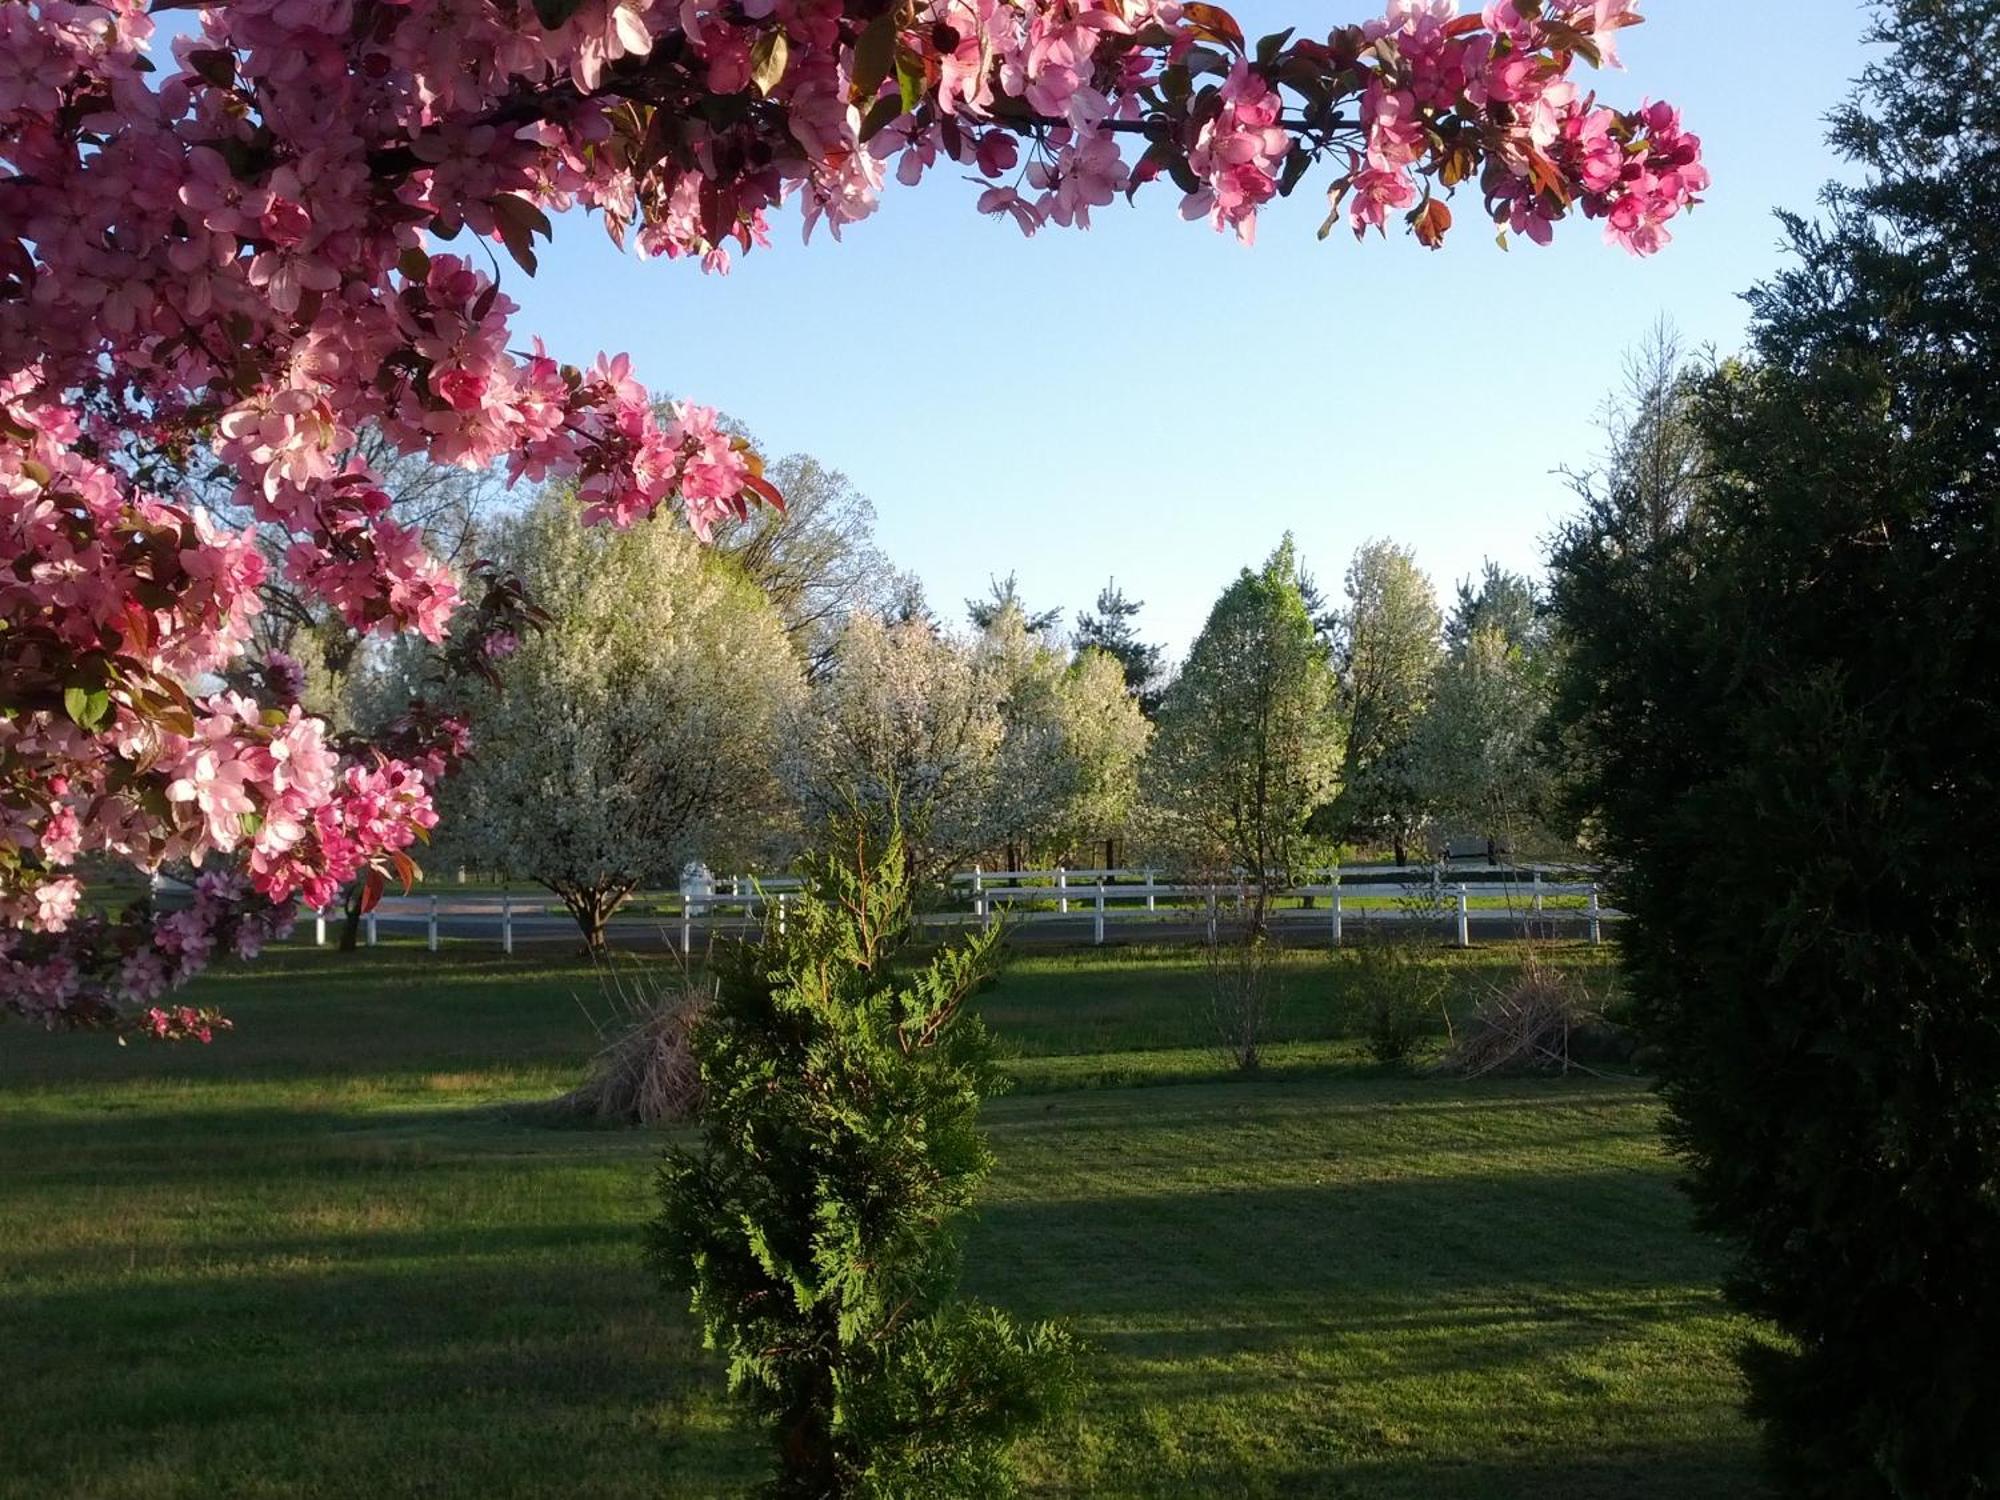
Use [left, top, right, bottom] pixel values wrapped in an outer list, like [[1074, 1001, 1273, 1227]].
[[1344, 941, 1446, 1066], [650, 828, 1082, 1498]]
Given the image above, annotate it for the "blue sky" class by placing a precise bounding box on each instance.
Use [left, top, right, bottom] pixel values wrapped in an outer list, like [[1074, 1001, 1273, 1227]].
[[502, 1, 1879, 657]]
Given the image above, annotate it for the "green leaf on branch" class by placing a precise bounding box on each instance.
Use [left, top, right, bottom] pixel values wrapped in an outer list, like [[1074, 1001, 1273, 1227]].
[[895, 48, 926, 116], [492, 194, 552, 276], [850, 13, 898, 105], [858, 91, 904, 142], [63, 685, 111, 732], [1254, 27, 1294, 66]]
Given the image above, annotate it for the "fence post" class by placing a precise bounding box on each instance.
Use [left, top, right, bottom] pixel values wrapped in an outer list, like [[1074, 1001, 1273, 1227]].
[[1455, 884, 1470, 949], [973, 864, 984, 920], [778, 891, 788, 938], [427, 895, 438, 953], [1588, 884, 1602, 946], [501, 891, 514, 955], [679, 882, 691, 954], [1331, 873, 1342, 949], [1093, 883, 1105, 946], [364, 907, 378, 947], [1057, 866, 1068, 914], [1533, 869, 1544, 915], [1206, 886, 1218, 945], [312, 907, 326, 947], [1145, 869, 1156, 912]]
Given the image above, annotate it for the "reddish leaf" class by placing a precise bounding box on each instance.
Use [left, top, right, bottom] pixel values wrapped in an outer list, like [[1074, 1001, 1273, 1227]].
[[1182, 3, 1244, 54], [360, 868, 386, 913], [744, 473, 786, 511], [1412, 197, 1452, 248]]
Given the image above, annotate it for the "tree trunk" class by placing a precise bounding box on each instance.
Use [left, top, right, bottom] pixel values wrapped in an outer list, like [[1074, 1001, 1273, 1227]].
[[1393, 835, 1407, 867], [556, 883, 630, 956], [339, 886, 362, 952]]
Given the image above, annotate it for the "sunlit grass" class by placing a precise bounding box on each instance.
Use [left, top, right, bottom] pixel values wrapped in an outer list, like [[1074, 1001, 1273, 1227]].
[[0, 941, 1758, 1499]]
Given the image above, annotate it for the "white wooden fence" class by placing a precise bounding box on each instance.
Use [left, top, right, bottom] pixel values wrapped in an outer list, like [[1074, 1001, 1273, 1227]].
[[318, 863, 1612, 952]]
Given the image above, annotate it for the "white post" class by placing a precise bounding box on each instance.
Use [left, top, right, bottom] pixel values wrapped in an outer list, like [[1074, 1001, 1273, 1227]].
[[502, 891, 514, 955], [312, 908, 326, 946], [1057, 866, 1068, 915], [456, 866, 466, 885], [1145, 869, 1156, 912], [1456, 884, 1470, 949], [1589, 884, 1602, 946], [1206, 886, 1218, 944], [973, 863, 984, 920], [778, 891, 788, 938], [1331, 873, 1343, 949], [679, 885, 692, 954], [1533, 869, 1544, 916], [1093, 883, 1105, 946], [427, 895, 438, 953], [364, 908, 378, 947]]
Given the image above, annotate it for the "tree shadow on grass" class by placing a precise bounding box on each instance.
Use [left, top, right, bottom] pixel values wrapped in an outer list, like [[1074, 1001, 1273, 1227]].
[[1, 1225, 759, 1500], [965, 1173, 1756, 1500]]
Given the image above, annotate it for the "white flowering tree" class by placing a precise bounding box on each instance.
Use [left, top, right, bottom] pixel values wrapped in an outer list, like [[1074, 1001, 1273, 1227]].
[[438, 493, 802, 951], [978, 609, 1151, 869], [1144, 538, 1343, 925], [788, 607, 1148, 886], [1407, 623, 1552, 857], [786, 614, 1005, 887]]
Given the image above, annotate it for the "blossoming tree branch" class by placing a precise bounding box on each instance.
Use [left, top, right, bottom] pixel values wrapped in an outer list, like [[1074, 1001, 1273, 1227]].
[[0, 0, 1704, 1036]]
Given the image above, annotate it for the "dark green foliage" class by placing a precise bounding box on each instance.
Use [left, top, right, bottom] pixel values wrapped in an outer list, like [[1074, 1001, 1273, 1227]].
[[1445, 561, 1544, 661], [1073, 578, 1164, 714], [1547, 4, 2000, 1494], [965, 572, 1062, 637], [650, 829, 1082, 1498]]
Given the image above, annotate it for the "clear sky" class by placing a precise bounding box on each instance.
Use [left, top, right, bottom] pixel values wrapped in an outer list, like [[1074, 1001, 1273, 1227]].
[[503, 1, 1882, 658]]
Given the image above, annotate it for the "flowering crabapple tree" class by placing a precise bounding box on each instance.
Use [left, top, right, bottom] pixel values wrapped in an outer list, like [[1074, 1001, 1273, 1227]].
[[0, 0, 1705, 1038]]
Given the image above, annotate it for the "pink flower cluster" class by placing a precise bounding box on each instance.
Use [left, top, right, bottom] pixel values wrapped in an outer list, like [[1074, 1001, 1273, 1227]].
[[0, 0, 1699, 1033], [1342, 0, 1704, 249], [1181, 62, 1290, 244], [0, 869, 291, 1037]]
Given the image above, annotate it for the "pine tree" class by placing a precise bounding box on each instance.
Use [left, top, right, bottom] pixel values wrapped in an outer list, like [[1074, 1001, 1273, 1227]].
[[1073, 578, 1164, 713], [964, 572, 1062, 637]]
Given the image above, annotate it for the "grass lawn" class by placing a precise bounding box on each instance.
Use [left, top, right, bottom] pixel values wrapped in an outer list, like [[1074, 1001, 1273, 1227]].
[[0, 939, 1764, 1499]]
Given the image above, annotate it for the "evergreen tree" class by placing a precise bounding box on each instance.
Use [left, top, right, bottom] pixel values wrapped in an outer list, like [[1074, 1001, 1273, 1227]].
[[1444, 561, 1543, 660], [653, 826, 1081, 1498], [964, 572, 1062, 637], [1073, 578, 1164, 712], [1548, 5, 2000, 1492]]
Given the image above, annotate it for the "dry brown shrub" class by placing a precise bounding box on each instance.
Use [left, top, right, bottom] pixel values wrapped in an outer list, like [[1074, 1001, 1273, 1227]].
[[1437, 951, 1613, 1078], [551, 964, 713, 1125]]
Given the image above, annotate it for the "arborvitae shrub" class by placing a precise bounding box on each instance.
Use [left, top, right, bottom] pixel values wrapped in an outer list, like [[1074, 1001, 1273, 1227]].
[[650, 828, 1081, 1498], [1548, 6, 2000, 1491]]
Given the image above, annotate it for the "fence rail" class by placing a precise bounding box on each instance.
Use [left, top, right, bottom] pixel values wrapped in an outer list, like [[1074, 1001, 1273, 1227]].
[[321, 864, 1614, 953]]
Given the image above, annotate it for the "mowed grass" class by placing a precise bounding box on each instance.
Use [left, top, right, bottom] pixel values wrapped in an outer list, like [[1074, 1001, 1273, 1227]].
[[0, 939, 1764, 1499]]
